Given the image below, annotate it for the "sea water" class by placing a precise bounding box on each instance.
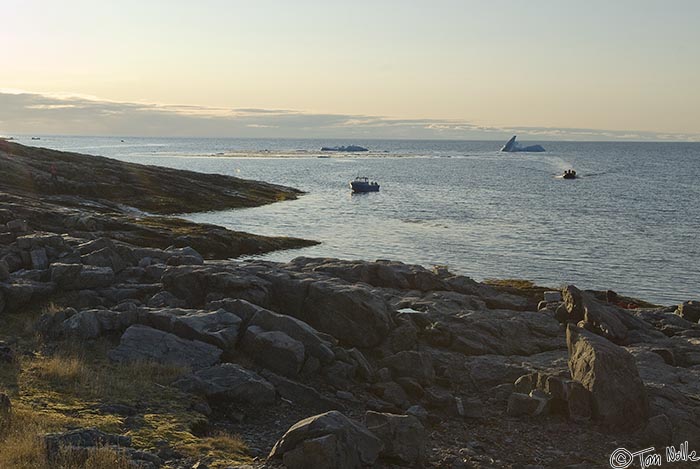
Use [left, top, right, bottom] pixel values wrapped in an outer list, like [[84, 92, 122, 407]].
[[19, 135, 700, 305]]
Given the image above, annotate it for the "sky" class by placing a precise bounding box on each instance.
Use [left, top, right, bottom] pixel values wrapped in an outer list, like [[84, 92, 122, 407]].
[[2, 0, 700, 140]]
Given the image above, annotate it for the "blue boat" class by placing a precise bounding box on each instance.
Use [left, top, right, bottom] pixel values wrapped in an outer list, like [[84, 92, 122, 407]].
[[350, 176, 380, 193]]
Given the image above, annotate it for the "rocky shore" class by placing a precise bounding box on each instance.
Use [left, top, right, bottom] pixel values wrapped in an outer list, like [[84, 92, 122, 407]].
[[1, 141, 699, 468]]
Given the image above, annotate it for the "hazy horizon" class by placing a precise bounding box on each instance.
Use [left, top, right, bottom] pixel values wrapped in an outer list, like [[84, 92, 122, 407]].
[[3, 0, 699, 141]]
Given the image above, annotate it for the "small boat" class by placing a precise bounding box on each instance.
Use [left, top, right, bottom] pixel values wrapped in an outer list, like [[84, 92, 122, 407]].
[[31, 137, 41, 140], [563, 169, 577, 179], [350, 176, 380, 192]]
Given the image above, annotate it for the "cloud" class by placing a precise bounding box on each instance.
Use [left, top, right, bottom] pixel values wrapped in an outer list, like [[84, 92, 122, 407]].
[[0, 90, 698, 141]]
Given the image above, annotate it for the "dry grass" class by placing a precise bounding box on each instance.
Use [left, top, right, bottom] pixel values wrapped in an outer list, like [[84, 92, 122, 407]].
[[0, 404, 75, 468], [0, 305, 252, 468], [181, 432, 249, 468], [29, 346, 188, 403]]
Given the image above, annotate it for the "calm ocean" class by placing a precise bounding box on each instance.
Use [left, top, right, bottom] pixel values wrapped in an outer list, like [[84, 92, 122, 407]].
[[19, 135, 700, 305]]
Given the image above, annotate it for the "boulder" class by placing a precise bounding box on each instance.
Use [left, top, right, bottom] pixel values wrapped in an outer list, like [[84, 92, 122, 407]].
[[566, 325, 649, 429], [269, 411, 382, 469], [62, 310, 101, 339], [109, 325, 221, 369], [240, 326, 305, 377], [365, 411, 426, 466], [561, 285, 585, 323], [676, 301, 700, 323], [173, 363, 276, 405]]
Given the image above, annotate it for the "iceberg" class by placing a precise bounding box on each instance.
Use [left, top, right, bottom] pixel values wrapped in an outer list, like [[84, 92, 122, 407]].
[[500, 135, 545, 153]]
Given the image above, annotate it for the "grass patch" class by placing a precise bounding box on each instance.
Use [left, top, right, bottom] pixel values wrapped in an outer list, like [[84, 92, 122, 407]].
[[180, 432, 249, 468], [0, 305, 252, 468]]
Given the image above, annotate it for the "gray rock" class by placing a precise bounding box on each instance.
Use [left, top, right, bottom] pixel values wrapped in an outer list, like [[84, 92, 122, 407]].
[[567, 325, 649, 429], [373, 381, 409, 408], [347, 348, 374, 381], [6, 219, 29, 233], [639, 414, 673, 446], [171, 309, 242, 351], [44, 428, 131, 460], [50, 263, 83, 288], [81, 247, 126, 273], [563, 286, 656, 344], [147, 291, 187, 308], [60, 308, 139, 339], [0, 280, 55, 313], [406, 405, 429, 424], [285, 257, 449, 291], [269, 411, 383, 469], [78, 266, 115, 289], [246, 302, 334, 363], [30, 248, 49, 269], [166, 255, 204, 266], [174, 363, 275, 405], [165, 246, 204, 263], [260, 370, 337, 410], [109, 325, 221, 369], [380, 351, 435, 385], [561, 285, 586, 323], [544, 291, 563, 303], [507, 392, 549, 417], [0, 259, 9, 281], [365, 411, 426, 465], [300, 279, 392, 348], [240, 326, 305, 377], [62, 310, 101, 339], [388, 320, 419, 352], [676, 301, 700, 323]]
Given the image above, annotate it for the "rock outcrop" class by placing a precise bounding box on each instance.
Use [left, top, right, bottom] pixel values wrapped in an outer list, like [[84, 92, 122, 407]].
[[566, 325, 649, 430], [108, 325, 222, 370]]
